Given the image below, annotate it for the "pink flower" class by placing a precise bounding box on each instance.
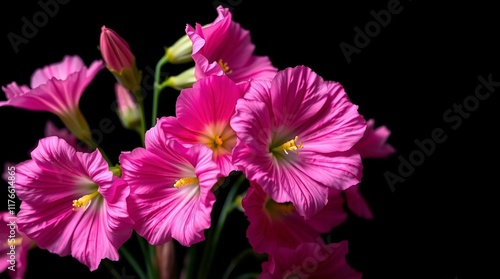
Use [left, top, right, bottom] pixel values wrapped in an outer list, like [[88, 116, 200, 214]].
[[119, 119, 220, 247], [242, 181, 347, 254], [259, 240, 362, 279], [0, 213, 35, 279], [230, 65, 366, 218], [100, 26, 142, 92], [186, 5, 278, 83], [354, 118, 396, 158], [14, 136, 134, 271], [161, 75, 249, 176], [0, 55, 103, 142]]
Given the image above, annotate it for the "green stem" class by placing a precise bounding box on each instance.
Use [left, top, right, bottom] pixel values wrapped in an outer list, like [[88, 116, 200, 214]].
[[135, 233, 151, 277], [197, 173, 246, 279], [102, 259, 121, 279], [151, 55, 169, 127], [119, 245, 147, 279], [148, 243, 158, 279], [233, 273, 260, 279], [222, 248, 257, 279], [185, 244, 198, 279], [132, 88, 147, 146]]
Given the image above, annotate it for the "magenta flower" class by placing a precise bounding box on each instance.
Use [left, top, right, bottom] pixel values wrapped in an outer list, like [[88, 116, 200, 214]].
[[231, 65, 366, 218], [186, 5, 278, 83], [161, 75, 249, 176], [0, 213, 35, 279], [354, 118, 396, 158], [14, 136, 134, 271], [100, 26, 142, 92], [242, 181, 347, 254], [259, 240, 362, 279], [0, 55, 103, 143], [119, 118, 220, 247]]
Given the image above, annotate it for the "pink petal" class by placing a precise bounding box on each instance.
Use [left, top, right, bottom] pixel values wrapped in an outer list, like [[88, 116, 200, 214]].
[[242, 182, 347, 254], [120, 132, 219, 246], [260, 241, 362, 279], [162, 75, 248, 176], [0, 82, 30, 101], [270, 66, 367, 153], [0, 57, 103, 115], [14, 136, 133, 271], [344, 184, 374, 219], [186, 6, 277, 83], [30, 55, 85, 88], [355, 118, 396, 158]]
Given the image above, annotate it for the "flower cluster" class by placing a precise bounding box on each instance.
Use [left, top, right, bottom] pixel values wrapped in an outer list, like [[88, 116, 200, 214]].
[[1, 5, 394, 279]]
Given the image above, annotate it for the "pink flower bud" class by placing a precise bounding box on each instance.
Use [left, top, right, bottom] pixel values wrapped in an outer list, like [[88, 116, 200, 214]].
[[99, 26, 134, 72], [115, 82, 141, 130], [100, 26, 142, 92]]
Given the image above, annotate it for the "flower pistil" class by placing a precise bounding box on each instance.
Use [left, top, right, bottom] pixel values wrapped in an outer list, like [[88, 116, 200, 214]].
[[272, 136, 303, 155], [72, 191, 100, 211], [217, 59, 232, 75], [174, 177, 199, 188]]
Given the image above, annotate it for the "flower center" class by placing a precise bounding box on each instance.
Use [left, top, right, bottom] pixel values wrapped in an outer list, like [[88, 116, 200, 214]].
[[272, 136, 303, 154], [174, 177, 199, 188], [217, 59, 233, 75], [265, 198, 295, 219], [3, 237, 23, 248], [215, 135, 223, 146], [72, 190, 100, 211]]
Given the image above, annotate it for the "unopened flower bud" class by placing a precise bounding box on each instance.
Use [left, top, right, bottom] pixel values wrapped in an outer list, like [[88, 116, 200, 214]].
[[164, 67, 196, 90], [115, 83, 141, 130], [165, 34, 193, 64], [100, 26, 142, 92]]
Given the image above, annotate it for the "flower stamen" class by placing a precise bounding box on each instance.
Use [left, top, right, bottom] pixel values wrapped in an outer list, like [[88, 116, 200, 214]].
[[215, 135, 223, 146], [217, 59, 233, 75], [3, 237, 23, 248], [174, 177, 199, 188], [72, 191, 100, 211], [265, 198, 295, 219], [272, 136, 303, 154]]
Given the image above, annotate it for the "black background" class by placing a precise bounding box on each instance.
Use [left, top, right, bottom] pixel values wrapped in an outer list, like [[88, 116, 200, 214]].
[[1, 0, 498, 278]]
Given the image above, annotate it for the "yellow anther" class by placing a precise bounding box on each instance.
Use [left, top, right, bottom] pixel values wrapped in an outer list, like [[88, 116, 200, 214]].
[[215, 136, 223, 146], [272, 136, 303, 154], [4, 237, 23, 248], [265, 198, 295, 219], [72, 191, 100, 211], [217, 59, 233, 75], [174, 177, 199, 188]]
